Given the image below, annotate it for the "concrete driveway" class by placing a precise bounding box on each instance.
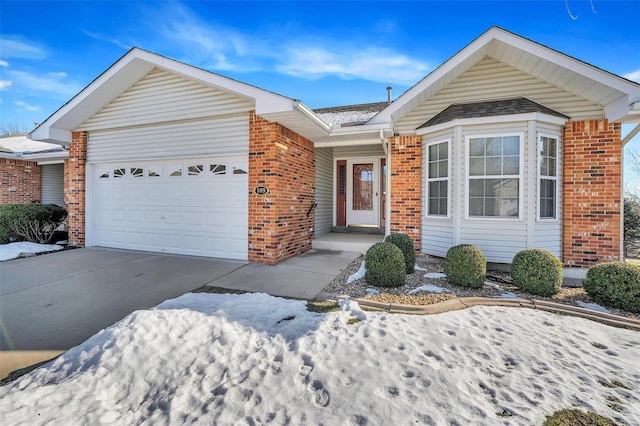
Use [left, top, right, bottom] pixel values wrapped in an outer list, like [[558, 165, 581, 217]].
[[0, 247, 359, 379]]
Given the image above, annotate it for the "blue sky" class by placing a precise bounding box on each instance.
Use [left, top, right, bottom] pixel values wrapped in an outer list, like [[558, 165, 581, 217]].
[[1, 0, 639, 184]]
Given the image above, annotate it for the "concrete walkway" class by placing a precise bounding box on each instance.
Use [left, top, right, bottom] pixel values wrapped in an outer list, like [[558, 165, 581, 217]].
[[0, 247, 359, 380]]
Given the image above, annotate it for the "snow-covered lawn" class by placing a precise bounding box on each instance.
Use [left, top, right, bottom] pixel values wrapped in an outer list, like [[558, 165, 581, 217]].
[[1, 293, 638, 425], [0, 241, 64, 261]]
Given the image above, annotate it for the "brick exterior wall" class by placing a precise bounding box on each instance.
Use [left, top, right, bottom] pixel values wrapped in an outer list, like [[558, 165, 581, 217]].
[[562, 120, 622, 267], [390, 135, 422, 249], [248, 111, 316, 264], [0, 158, 41, 204], [65, 131, 88, 247]]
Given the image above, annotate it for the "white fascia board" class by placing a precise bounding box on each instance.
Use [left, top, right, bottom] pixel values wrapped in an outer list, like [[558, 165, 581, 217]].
[[30, 51, 155, 143], [492, 29, 640, 96], [29, 127, 73, 144], [292, 101, 332, 134], [369, 30, 496, 125], [315, 139, 384, 149], [329, 122, 392, 136], [416, 112, 567, 135], [31, 47, 315, 143]]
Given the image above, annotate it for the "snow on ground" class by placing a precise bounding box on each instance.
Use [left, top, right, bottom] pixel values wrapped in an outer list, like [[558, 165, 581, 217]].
[[0, 242, 64, 261], [424, 272, 447, 279], [1, 292, 638, 425], [577, 301, 612, 314], [409, 284, 447, 294], [346, 260, 366, 283]]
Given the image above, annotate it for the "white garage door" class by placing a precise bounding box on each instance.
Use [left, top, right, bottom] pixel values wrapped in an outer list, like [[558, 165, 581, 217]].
[[92, 156, 248, 260]]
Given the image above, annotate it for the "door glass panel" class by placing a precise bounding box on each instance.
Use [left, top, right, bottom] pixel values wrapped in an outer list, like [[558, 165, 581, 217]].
[[353, 163, 374, 211]]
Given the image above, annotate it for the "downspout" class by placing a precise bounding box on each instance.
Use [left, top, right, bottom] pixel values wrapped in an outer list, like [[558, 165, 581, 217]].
[[385, 135, 392, 236]]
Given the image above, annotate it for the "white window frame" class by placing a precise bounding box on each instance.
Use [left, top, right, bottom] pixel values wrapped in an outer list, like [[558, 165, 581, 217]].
[[426, 139, 451, 219], [465, 132, 524, 220], [537, 133, 560, 221]]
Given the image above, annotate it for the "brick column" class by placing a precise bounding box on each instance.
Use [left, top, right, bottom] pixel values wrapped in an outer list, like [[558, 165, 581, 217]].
[[0, 158, 41, 204], [562, 120, 622, 267], [65, 131, 87, 246], [248, 111, 315, 264], [390, 135, 422, 249]]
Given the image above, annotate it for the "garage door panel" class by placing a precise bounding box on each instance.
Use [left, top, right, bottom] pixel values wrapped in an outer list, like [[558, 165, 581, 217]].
[[93, 156, 248, 260]]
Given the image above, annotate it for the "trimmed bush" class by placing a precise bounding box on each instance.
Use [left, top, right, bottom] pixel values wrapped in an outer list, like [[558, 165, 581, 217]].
[[444, 244, 486, 288], [543, 409, 616, 426], [583, 262, 640, 313], [511, 249, 562, 297], [384, 233, 416, 274], [0, 204, 67, 244], [365, 242, 405, 287]]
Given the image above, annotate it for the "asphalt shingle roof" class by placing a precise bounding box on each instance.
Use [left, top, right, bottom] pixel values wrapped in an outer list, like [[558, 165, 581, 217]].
[[418, 97, 569, 128]]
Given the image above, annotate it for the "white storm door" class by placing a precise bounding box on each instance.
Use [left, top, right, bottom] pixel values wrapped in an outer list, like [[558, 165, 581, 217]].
[[347, 159, 379, 226]]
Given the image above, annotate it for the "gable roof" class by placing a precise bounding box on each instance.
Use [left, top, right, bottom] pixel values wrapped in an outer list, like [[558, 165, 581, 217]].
[[30, 48, 330, 144], [419, 97, 569, 128], [370, 26, 640, 128]]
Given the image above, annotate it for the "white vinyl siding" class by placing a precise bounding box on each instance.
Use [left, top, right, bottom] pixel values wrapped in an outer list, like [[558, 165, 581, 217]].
[[87, 115, 249, 163], [315, 147, 334, 236], [40, 164, 64, 205], [395, 57, 599, 133], [333, 144, 384, 158], [78, 68, 254, 132]]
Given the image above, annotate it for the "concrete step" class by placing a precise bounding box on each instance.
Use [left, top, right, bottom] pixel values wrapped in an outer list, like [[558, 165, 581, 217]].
[[312, 233, 384, 254]]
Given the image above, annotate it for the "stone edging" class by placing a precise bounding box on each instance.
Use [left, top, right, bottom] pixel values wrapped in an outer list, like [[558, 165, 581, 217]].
[[334, 296, 640, 331]]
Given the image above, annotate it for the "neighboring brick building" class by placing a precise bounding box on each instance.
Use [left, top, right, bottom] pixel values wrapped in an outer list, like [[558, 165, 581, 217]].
[[0, 134, 68, 206], [29, 27, 640, 270]]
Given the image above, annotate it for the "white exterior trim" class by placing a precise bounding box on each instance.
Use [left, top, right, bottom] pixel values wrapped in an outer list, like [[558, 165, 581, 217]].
[[425, 138, 452, 219], [536, 132, 561, 222]]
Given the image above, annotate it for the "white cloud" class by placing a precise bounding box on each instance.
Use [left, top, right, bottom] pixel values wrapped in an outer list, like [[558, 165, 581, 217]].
[[0, 60, 8, 67], [278, 45, 430, 85], [8, 70, 82, 98], [0, 37, 47, 60], [82, 30, 132, 50], [0, 80, 11, 90], [624, 69, 640, 83], [15, 100, 40, 111]]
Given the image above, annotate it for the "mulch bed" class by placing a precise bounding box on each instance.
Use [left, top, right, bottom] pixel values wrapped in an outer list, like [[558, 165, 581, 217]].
[[319, 255, 640, 321]]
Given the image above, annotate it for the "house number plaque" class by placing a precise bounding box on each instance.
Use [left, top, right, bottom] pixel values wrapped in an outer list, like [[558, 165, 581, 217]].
[[254, 186, 270, 195]]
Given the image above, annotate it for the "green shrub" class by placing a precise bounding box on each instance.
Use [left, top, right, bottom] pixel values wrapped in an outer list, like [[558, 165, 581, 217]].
[[444, 244, 486, 288], [583, 262, 640, 313], [365, 242, 405, 287], [511, 249, 562, 296], [542, 409, 616, 426], [384, 233, 416, 274], [0, 204, 67, 244]]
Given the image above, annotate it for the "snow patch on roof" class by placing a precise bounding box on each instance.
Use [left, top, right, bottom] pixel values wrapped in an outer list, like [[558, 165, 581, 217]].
[[314, 102, 387, 127], [0, 134, 64, 154]]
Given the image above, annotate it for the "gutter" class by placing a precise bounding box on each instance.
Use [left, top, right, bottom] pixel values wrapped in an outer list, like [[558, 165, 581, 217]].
[[292, 100, 332, 136]]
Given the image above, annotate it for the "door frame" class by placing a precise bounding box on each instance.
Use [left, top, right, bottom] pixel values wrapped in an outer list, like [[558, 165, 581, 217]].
[[334, 156, 385, 228]]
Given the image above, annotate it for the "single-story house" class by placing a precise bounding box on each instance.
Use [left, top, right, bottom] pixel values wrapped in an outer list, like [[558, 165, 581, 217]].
[[28, 26, 640, 269], [0, 134, 68, 205]]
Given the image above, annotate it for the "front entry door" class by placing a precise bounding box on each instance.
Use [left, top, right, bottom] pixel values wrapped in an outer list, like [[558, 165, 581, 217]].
[[347, 160, 380, 226]]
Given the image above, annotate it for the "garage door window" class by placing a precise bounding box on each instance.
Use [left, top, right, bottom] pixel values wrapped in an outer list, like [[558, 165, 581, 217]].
[[168, 165, 182, 177], [188, 164, 204, 176], [210, 164, 226, 175], [113, 168, 126, 178], [131, 167, 144, 178], [147, 166, 162, 177]]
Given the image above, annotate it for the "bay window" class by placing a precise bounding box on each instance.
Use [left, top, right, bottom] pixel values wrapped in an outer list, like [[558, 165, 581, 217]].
[[539, 134, 558, 219], [427, 140, 449, 216]]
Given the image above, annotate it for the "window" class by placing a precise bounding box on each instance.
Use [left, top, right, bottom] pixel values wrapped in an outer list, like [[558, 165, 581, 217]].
[[210, 164, 226, 175], [113, 168, 126, 179], [539, 134, 558, 219], [467, 135, 521, 218], [187, 164, 204, 176], [130, 167, 144, 178], [427, 140, 449, 216]]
